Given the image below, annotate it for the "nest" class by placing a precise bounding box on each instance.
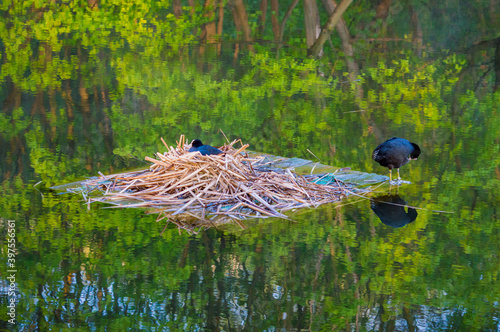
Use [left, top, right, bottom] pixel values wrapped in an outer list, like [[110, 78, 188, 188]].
[[81, 136, 351, 233]]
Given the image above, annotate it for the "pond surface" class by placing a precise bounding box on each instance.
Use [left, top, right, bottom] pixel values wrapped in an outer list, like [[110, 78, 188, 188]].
[[1, 4, 500, 331]]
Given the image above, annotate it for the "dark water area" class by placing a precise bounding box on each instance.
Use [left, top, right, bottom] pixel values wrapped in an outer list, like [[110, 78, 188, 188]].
[[1, 1, 500, 331]]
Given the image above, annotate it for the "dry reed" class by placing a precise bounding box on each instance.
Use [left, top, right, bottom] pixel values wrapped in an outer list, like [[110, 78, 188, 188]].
[[81, 135, 351, 233]]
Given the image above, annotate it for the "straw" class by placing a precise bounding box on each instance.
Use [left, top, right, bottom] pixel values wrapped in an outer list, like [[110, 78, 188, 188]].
[[79, 136, 354, 231]]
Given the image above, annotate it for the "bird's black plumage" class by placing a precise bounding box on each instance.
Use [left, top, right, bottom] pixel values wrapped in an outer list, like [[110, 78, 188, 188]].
[[370, 194, 418, 228], [372, 137, 420, 183], [189, 139, 223, 156]]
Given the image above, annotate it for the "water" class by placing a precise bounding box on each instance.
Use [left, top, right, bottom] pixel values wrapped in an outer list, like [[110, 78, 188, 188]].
[[1, 3, 500, 331]]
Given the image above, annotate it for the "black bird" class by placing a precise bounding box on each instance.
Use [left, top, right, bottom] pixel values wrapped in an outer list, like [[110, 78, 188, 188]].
[[189, 139, 223, 156], [372, 137, 421, 184], [370, 194, 418, 228]]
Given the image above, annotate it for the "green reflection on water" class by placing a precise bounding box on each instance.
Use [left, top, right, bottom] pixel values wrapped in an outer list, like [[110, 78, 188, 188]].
[[1, 2, 499, 330]]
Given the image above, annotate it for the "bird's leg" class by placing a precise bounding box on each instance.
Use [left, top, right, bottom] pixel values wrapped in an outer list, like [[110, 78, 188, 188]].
[[396, 168, 411, 184], [389, 169, 401, 185], [392, 168, 402, 185], [389, 169, 396, 186]]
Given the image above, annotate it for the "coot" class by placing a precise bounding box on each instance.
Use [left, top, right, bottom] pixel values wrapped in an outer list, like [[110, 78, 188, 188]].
[[189, 139, 223, 156], [372, 137, 420, 184]]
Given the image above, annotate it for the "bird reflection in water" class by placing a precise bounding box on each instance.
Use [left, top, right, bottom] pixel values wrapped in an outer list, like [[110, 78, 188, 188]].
[[370, 194, 418, 228]]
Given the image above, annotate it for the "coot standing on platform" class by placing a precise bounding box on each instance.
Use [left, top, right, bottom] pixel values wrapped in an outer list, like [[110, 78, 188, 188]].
[[189, 139, 223, 156], [372, 137, 421, 184]]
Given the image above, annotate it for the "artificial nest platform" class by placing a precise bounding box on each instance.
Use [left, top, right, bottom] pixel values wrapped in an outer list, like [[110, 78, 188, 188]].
[[80, 136, 356, 232]]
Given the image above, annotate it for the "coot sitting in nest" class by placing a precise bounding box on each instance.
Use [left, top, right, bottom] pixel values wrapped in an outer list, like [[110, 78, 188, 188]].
[[372, 137, 420, 185], [189, 139, 223, 156]]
